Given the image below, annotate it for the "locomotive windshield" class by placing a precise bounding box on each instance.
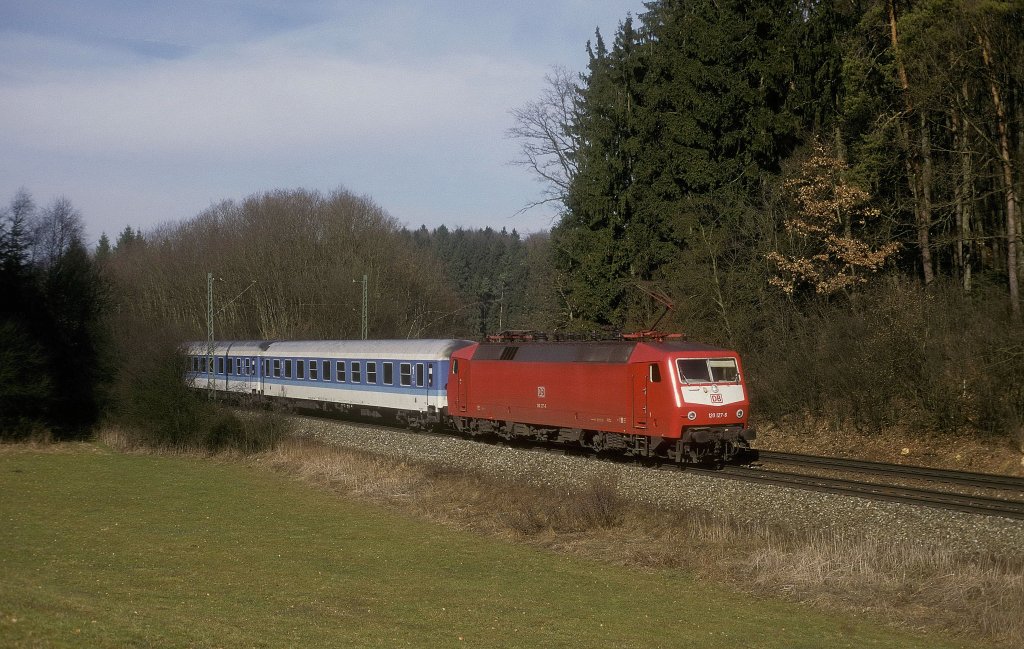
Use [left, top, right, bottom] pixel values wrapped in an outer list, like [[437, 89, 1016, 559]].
[[676, 358, 739, 384]]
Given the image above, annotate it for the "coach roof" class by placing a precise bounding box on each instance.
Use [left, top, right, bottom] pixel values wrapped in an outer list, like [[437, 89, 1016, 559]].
[[187, 339, 474, 360]]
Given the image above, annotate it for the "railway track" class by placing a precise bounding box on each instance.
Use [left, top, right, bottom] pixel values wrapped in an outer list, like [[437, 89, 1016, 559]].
[[695, 451, 1024, 521], [284, 410, 1024, 520], [756, 450, 1024, 492]]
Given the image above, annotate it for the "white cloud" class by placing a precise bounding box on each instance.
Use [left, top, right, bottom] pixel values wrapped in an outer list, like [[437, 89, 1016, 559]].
[[1, 1, 649, 238], [1, 36, 542, 161]]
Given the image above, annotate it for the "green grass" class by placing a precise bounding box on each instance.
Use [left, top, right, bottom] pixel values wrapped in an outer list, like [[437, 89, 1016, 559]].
[[0, 445, 971, 648]]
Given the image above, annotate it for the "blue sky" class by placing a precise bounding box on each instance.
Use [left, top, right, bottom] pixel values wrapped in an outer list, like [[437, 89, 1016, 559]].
[[0, 1, 647, 243]]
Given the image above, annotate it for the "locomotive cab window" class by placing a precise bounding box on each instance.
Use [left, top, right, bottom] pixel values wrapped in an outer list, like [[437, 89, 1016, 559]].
[[649, 363, 662, 383], [676, 358, 738, 384], [709, 359, 739, 382]]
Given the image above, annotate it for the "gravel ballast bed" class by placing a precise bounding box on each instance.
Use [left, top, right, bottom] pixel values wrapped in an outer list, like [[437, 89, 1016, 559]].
[[290, 415, 1024, 557]]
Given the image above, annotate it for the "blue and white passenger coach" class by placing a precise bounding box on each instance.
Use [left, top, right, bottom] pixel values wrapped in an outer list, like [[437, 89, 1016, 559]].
[[185, 339, 474, 428]]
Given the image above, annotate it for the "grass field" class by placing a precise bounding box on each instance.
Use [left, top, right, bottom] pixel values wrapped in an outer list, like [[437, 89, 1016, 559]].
[[0, 444, 974, 648]]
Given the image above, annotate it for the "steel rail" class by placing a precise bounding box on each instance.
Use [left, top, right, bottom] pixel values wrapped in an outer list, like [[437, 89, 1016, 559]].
[[756, 450, 1024, 492], [692, 465, 1024, 520]]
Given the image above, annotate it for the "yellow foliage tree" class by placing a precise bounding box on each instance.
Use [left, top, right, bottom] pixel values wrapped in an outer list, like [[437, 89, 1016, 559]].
[[768, 141, 900, 296]]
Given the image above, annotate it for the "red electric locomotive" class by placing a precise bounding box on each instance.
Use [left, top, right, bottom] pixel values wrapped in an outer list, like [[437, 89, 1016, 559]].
[[447, 333, 754, 464]]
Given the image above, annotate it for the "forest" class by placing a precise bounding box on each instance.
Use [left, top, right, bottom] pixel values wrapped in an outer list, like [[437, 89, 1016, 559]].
[[1, 0, 1022, 446]]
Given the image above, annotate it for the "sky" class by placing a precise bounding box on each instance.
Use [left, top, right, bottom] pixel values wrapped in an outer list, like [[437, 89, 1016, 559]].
[[0, 1, 648, 245]]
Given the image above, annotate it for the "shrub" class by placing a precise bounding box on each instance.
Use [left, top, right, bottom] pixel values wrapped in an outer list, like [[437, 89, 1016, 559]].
[[108, 325, 288, 453], [744, 276, 1024, 439]]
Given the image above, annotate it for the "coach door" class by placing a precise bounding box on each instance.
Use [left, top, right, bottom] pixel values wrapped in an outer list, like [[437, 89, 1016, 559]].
[[631, 363, 649, 430]]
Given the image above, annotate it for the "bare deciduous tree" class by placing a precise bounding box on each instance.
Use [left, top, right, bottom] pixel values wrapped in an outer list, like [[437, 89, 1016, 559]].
[[507, 66, 581, 215]]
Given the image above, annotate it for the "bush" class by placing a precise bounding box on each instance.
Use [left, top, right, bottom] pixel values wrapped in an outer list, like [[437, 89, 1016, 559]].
[[744, 276, 1024, 439], [498, 472, 626, 536], [108, 325, 288, 453]]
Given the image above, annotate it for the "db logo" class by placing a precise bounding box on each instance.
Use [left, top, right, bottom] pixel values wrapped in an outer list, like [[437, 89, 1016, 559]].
[[537, 386, 546, 398], [711, 394, 723, 403]]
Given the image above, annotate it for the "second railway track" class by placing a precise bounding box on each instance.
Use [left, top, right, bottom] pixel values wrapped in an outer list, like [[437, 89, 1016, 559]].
[[696, 463, 1024, 520], [756, 450, 1024, 492], [692, 449, 1024, 520]]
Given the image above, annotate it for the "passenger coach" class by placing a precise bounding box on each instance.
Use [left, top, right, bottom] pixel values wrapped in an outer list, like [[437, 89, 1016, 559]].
[[185, 339, 474, 428]]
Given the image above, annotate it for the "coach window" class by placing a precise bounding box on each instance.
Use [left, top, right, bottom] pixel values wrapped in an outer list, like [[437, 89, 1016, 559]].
[[428, 364, 434, 387], [336, 361, 346, 383], [217, 357, 224, 374], [273, 359, 281, 378], [285, 359, 293, 379], [297, 360, 305, 379], [415, 363, 424, 387], [309, 360, 318, 381], [383, 362, 394, 385], [352, 361, 361, 383], [400, 363, 412, 387], [322, 360, 331, 381], [236, 358, 243, 375], [367, 361, 377, 384]]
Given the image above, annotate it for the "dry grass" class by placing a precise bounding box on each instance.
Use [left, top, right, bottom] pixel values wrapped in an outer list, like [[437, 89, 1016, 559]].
[[255, 436, 1024, 649]]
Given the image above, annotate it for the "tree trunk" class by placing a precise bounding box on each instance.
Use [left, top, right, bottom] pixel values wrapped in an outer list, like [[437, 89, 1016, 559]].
[[920, 111, 936, 279], [886, 0, 934, 285], [952, 106, 973, 292], [976, 25, 1020, 320]]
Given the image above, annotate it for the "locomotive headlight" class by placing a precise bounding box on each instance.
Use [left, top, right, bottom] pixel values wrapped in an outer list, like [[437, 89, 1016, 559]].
[[736, 409, 745, 418], [687, 411, 697, 421]]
